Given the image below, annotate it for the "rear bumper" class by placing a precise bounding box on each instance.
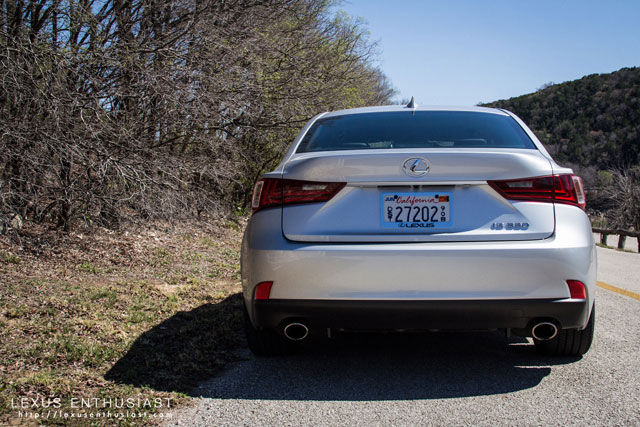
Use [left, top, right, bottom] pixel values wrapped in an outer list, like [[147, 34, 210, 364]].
[[252, 298, 590, 332], [242, 204, 596, 330]]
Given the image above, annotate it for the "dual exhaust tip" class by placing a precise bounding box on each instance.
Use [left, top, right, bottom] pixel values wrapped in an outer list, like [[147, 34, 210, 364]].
[[531, 321, 558, 341], [284, 321, 558, 342], [283, 322, 309, 341]]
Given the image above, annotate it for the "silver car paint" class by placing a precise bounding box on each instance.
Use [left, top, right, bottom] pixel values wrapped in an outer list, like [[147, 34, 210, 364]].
[[242, 204, 595, 311], [242, 105, 596, 328], [281, 149, 555, 242]]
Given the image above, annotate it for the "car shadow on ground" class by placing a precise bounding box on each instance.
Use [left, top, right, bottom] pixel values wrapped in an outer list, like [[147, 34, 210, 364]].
[[106, 292, 581, 400], [104, 293, 245, 394], [195, 331, 580, 401]]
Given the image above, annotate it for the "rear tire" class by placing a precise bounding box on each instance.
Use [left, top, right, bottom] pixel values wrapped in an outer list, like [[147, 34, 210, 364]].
[[243, 304, 295, 356], [534, 304, 595, 356]]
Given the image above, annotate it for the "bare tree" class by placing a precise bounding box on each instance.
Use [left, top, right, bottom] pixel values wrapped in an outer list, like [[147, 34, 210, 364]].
[[602, 168, 640, 231], [0, 0, 396, 231]]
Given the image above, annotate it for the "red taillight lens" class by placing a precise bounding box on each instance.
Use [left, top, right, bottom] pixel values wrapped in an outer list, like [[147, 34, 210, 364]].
[[282, 180, 346, 204], [251, 179, 282, 212], [488, 176, 555, 200], [488, 174, 586, 210], [251, 178, 346, 213], [254, 281, 273, 300], [567, 280, 587, 299]]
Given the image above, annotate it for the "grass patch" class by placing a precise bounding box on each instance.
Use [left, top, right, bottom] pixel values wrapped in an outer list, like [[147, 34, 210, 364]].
[[1, 250, 21, 264], [78, 261, 103, 274], [89, 289, 119, 307], [0, 219, 246, 426]]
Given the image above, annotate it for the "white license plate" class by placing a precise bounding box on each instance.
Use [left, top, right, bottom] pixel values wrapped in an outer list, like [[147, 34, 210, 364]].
[[381, 192, 451, 228]]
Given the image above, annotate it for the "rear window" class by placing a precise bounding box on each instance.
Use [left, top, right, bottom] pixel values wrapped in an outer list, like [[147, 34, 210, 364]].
[[296, 111, 536, 152]]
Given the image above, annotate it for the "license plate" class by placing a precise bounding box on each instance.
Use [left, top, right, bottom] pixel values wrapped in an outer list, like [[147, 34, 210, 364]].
[[381, 192, 451, 228]]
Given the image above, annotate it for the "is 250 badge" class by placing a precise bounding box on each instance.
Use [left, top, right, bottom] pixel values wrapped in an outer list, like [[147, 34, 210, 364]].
[[491, 222, 529, 230]]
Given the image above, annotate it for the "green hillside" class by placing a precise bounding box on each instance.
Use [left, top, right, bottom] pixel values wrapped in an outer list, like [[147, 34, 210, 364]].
[[484, 67, 640, 178]]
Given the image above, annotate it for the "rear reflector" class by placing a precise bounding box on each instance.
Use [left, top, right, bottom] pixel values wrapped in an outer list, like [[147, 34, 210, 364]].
[[488, 174, 586, 210], [254, 281, 274, 300], [567, 280, 587, 299], [251, 178, 346, 213]]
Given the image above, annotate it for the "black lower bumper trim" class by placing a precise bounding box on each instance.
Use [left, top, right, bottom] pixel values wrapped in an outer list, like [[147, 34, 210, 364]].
[[253, 299, 589, 332]]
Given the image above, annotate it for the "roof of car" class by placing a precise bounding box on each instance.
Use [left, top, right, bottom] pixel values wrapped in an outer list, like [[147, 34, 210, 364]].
[[321, 105, 508, 119]]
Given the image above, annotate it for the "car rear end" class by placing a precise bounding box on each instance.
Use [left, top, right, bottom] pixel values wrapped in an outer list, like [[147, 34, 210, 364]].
[[241, 106, 596, 355]]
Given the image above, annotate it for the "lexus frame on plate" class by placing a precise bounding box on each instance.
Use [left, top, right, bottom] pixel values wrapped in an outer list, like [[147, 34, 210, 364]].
[[241, 104, 596, 357]]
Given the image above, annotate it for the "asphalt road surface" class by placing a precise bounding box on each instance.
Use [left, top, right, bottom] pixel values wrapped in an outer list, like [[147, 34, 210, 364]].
[[167, 246, 640, 426]]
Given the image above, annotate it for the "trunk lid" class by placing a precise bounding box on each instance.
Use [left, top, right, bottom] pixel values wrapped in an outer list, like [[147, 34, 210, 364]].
[[281, 149, 555, 242]]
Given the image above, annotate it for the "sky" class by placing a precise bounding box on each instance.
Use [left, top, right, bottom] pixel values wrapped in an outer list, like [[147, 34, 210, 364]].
[[338, 0, 640, 106]]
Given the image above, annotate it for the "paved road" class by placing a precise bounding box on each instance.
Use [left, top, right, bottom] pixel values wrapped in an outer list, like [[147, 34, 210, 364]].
[[597, 245, 640, 294], [167, 247, 640, 426]]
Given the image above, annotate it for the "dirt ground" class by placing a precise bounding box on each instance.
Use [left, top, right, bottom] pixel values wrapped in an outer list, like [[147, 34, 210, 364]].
[[0, 218, 246, 426]]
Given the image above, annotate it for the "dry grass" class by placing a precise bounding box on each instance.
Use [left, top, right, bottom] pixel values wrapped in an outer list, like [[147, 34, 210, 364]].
[[0, 218, 246, 426]]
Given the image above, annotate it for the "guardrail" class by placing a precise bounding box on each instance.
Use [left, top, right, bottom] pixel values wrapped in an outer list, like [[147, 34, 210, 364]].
[[592, 227, 640, 251]]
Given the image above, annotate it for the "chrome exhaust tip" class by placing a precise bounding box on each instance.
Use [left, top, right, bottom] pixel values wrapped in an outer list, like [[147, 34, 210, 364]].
[[283, 323, 309, 341], [531, 322, 558, 341]]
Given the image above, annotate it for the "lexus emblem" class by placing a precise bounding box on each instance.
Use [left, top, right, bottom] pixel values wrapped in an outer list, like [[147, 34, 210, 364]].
[[403, 157, 430, 177]]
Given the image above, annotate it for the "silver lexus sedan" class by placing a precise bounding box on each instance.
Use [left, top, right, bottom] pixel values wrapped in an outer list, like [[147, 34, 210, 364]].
[[241, 104, 596, 357]]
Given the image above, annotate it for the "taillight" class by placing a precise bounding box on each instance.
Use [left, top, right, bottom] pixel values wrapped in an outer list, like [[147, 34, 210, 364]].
[[251, 179, 282, 212], [571, 176, 586, 209], [567, 280, 586, 299], [251, 178, 346, 213], [488, 174, 586, 210]]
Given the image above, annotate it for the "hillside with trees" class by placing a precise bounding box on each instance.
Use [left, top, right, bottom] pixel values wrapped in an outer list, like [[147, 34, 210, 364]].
[[484, 67, 640, 225], [484, 67, 640, 179], [485, 67, 640, 172], [1, 0, 395, 231]]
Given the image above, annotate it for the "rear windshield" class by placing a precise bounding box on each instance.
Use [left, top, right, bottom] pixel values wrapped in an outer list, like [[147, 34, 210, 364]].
[[296, 111, 536, 152]]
